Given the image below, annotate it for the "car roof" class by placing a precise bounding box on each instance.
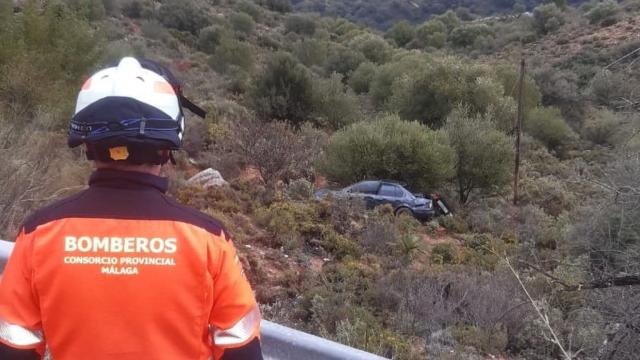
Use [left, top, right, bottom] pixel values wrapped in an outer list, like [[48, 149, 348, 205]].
[[379, 180, 407, 187], [350, 180, 408, 190]]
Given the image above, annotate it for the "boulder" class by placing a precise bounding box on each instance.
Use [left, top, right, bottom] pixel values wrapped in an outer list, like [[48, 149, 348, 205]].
[[187, 168, 228, 188]]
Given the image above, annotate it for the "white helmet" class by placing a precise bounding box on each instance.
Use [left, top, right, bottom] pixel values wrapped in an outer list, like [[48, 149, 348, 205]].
[[69, 57, 205, 164]]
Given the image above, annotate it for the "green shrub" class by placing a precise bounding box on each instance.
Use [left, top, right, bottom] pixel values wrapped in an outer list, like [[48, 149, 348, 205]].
[[209, 39, 254, 73], [445, 108, 514, 203], [460, 233, 505, 270], [252, 52, 313, 124], [311, 73, 362, 130], [140, 21, 170, 42], [0, 2, 103, 119], [449, 23, 494, 48], [431, 243, 460, 265], [455, 6, 474, 20], [257, 0, 292, 13], [285, 14, 316, 36], [464, 233, 494, 253], [438, 214, 468, 233], [369, 54, 429, 107], [323, 198, 366, 236], [415, 20, 447, 49], [348, 62, 378, 94], [386, 20, 415, 47], [529, 66, 576, 108], [386, 58, 505, 128], [386, 68, 454, 126], [452, 326, 508, 355], [520, 175, 576, 216], [67, 0, 106, 21], [157, 0, 209, 35], [256, 201, 316, 249], [321, 228, 359, 259], [361, 216, 396, 255], [517, 204, 560, 250], [533, 3, 565, 35], [293, 39, 327, 67], [331, 317, 413, 358], [348, 34, 392, 65], [225, 68, 252, 95], [197, 25, 227, 54], [176, 185, 242, 215], [396, 234, 423, 261], [433, 10, 461, 33], [320, 113, 455, 192], [587, 0, 620, 26], [487, 96, 518, 133], [230, 12, 255, 35], [121, 0, 151, 18], [588, 69, 631, 108], [582, 108, 621, 146], [258, 33, 282, 50], [525, 106, 575, 150], [235, 0, 262, 21], [285, 178, 314, 201], [324, 45, 366, 78]]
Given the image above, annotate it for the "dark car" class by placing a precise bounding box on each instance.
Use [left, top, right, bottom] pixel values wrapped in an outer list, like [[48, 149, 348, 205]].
[[315, 180, 451, 221]]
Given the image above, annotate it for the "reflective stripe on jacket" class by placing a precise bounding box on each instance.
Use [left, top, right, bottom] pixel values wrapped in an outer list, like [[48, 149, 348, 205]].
[[0, 169, 261, 360]]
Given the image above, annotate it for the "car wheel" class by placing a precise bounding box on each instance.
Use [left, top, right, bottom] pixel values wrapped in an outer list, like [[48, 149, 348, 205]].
[[395, 207, 413, 218]]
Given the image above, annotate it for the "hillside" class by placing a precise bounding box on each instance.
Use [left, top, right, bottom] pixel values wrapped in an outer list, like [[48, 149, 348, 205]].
[[293, 0, 589, 29], [1, 0, 639, 359]]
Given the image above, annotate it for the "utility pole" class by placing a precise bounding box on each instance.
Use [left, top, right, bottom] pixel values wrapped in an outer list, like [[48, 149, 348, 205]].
[[513, 57, 525, 205]]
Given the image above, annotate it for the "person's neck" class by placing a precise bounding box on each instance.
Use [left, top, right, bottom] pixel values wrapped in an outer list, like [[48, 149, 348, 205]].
[[94, 161, 162, 176]]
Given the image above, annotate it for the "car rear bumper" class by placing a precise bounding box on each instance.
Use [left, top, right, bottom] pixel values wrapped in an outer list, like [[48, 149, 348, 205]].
[[412, 208, 436, 221]]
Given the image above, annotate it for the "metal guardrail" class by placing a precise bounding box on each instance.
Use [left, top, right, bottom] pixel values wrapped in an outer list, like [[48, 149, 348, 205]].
[[261, 320, 389, 360], [0, 239, 13, 274], [0, 240, 388, 360]]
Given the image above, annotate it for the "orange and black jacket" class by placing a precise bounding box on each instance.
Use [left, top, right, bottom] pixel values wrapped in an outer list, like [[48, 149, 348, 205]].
[[0, 169, 263, 360]]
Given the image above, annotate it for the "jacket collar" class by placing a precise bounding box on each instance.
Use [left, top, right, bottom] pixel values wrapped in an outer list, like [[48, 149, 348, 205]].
[[89, 168, 169, 193]]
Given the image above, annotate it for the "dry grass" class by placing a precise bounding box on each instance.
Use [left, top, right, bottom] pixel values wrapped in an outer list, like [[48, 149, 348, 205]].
[[0, 112, 90, 239]]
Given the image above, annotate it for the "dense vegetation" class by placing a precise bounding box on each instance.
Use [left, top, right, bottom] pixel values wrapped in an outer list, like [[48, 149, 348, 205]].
[[293, 0, 589, 29], [1, 0, 639, 359]]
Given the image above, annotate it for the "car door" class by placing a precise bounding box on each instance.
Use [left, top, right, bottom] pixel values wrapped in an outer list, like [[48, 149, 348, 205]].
[[347, 181, 381, 209], [377, 184, 404, 208]]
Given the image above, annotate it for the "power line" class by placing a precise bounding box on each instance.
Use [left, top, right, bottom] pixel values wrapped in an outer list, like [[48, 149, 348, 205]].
[[604, 46, 640, 70]]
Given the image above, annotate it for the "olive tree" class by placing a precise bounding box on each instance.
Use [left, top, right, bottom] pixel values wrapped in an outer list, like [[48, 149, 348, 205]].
[[348, 34, 392, 65], [157, 0, 209, 35], [320, 114, 454, 192], [386, 21, 415, 47], [532, 3, 565, 35], [252, 52, 313, 125], [415, 20, 447, 49], [386, 57, 506, 128], [311, 73, 362, 130], [445, 108, 514, 204], [525, 106, 575, 151]]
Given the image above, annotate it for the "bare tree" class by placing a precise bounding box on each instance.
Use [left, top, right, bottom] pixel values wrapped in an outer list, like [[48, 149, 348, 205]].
[[232, 118, 327, 190]]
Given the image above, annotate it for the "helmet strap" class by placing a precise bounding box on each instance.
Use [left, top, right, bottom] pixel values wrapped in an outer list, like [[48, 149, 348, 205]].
[[86, 144, 171, 165]]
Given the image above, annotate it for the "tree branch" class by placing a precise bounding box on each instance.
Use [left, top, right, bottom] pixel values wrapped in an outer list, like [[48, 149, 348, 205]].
[[517, 260, 640, 290], [516, 260, 575, 290], [504, 256, 573, 359]]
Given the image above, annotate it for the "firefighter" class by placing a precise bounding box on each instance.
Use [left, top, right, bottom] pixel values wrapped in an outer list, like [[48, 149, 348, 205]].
[[0, 57, 263, 360]]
